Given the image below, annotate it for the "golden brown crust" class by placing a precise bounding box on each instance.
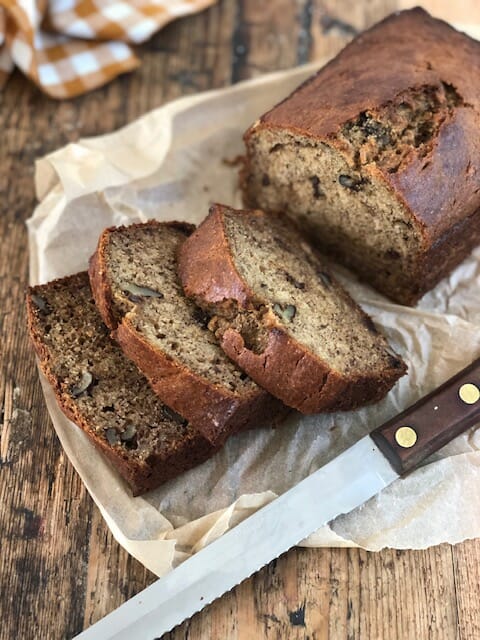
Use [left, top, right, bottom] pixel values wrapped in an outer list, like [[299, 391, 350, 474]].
[[89, 221, 287, 444], [179, 204, 405, 414], [26, 274, 215, 496], [88, 238, 118, 330], [243, 8, 480, 305], [173, 207, 255, 308]]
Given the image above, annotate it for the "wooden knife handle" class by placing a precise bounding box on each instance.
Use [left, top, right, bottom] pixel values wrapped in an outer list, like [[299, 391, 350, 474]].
[[371, 357, 480, 476]]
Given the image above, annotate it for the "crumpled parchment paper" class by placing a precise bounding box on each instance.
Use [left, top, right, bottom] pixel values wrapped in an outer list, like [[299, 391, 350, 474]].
[[28, 54, 480, 576]]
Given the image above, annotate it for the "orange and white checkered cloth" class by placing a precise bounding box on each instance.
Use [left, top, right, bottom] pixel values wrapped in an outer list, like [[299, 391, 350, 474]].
[[0, 0, 217, 98]]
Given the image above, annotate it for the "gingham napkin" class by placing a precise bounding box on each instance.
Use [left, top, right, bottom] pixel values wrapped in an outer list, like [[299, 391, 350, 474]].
[[0, 0, 217, 98]]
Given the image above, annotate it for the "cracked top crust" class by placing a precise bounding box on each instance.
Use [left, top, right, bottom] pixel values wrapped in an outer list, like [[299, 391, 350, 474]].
[[245, 8, 480, 242]]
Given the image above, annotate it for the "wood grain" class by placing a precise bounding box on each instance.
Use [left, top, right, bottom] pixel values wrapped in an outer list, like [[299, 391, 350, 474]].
[[0, 1, 478, 639]]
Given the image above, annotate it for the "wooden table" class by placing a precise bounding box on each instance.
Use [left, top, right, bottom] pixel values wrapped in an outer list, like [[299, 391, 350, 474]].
[[1, 1, 479, 638]]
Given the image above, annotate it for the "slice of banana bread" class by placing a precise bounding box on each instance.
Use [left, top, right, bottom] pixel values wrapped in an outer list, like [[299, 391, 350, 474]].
[[89, 221, 285, 445], [26, 273, 216, 496], [179, 204, 406, 414], [242, 8, 480, 305]]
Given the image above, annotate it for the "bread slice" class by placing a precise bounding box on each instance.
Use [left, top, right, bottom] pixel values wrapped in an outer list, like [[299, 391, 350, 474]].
[[88, 221, 285, 445], [242, 9, 480, 305], [26, 273, 216, 496], [178, 204, 407, 413]]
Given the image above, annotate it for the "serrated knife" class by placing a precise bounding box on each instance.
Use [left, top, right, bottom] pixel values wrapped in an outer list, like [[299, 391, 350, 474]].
[[75, 357, 480, 640]]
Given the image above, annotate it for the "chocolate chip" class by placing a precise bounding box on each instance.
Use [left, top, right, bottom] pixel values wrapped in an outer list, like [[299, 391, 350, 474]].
[[262, 174, 270, 186], [338, 174, 364, 191], [310, 176, 324, 199]]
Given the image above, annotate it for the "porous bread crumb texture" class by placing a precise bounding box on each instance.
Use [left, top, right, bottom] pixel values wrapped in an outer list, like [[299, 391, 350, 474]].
[[218, 209, 404, 379], [27, 273, 213, 493], [244, 83, 466, 303], [105, 223, 256, 395]]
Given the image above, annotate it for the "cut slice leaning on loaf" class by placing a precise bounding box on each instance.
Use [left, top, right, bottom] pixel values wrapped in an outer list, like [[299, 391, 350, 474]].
[[89, 221, 286, 445], [26, 273, 216, 496], [178, 204, 407, 414]]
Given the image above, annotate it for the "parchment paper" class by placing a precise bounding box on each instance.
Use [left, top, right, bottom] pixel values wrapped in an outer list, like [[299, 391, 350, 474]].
[[28, 50, 480, 576]]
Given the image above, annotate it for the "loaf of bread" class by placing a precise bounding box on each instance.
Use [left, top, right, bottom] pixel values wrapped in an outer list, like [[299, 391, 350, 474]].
[[179, 204, 406, 413], [242, 8, 480, 305], [26, 273, 217, 496], [89, 221, 286, 445]]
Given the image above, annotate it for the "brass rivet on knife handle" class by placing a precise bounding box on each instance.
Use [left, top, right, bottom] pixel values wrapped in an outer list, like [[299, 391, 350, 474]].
[[458, 383, 480, 405], [371, 357, 480, 476], [394, 426, 417, 448]]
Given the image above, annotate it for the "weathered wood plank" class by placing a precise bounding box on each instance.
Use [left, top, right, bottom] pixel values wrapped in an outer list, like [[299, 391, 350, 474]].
[[0, 75, 92, 639], [82, 507, 156, 631], [453, 540, 480, 640], [165, 544, 460, 639], [310, 0, 398, 62], [231, 0, 305, 82]]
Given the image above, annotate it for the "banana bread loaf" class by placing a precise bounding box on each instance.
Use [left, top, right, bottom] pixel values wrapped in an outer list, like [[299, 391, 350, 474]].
[[178, 204, 406, 413], [89, 221, 286, 445], [26, 273, 216, 496], [242, 8, 480, 305]]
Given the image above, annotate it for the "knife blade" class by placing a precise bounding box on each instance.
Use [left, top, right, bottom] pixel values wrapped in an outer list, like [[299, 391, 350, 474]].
[[75, 357, 480, 640]]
